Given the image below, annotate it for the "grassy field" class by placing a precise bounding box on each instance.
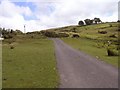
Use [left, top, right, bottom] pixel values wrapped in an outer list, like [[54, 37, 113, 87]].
[[2, 38, 59, 88], [63, 38, 118, 67]]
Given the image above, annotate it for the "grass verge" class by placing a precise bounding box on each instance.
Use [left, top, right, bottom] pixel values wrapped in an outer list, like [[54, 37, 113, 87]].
[[2, 38, 59, 88], [63, 38, 118, 67]]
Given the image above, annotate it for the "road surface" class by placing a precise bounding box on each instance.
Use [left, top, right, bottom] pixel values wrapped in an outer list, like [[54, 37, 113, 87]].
[[51, 38, 118, 88]]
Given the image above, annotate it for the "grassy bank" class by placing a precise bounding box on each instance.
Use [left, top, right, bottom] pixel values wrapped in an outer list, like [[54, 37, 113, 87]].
[[63, 38, 118, 67], [2, 38, 59, 88]]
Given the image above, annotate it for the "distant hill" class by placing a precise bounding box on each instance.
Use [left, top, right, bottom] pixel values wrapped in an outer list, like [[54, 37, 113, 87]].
[[41, 22, 118, 41]]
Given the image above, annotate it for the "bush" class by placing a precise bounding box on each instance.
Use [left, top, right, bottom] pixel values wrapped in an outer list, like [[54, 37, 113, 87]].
[[10, 45, 15, 49], [116, 45, 120, 50], [107, 48, 118, 56], [43, 31, 58, 37], [109, 24, 112, 27], [98, 30, 107, 34], [72, 34, 80, 38], [58, 33, 69, 37], [71, 28, 77, 33], [109, 34, 117, 38]]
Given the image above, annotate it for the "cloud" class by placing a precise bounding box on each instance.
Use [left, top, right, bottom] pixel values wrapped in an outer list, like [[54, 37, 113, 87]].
[[32, 0, 118, 28], [0, 0, 119, 32], [0, 1, 32, 17]]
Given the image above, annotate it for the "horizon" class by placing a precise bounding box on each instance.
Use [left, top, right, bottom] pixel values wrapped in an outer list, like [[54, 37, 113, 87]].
[[0, 0, 119, 32]]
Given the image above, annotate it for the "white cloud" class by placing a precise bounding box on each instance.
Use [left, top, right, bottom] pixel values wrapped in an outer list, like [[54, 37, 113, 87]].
[[0, 14, 24, 29], [0, 1, 32, 17], [32, 0, 118, 28], [0, 0, 119, 32]]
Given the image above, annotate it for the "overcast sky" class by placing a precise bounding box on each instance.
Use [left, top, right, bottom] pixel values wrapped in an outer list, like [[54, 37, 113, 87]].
[[0, 0, 119, 32]]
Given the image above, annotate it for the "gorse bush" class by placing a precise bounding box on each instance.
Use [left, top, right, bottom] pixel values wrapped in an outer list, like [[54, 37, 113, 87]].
[[109, 34, 117, 38], [10, 46, 15, 49], [98, 30, 107, 34], [72, 34, 80, 38], [107, 48, 118, 56], [109, 24, 112, 27]]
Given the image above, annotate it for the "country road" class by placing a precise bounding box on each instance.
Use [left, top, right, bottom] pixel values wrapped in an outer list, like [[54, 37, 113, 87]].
[[51, 38, 118, 88]]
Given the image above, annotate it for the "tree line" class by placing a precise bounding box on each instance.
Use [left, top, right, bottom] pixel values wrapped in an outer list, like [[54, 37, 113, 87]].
[[78, 17, 102, 26], [0, 27, 23, 39]]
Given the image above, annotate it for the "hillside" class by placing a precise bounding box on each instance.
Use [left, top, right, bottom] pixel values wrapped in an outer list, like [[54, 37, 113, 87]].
[[42, 22, 119, 67], [45, 22, 118, 40]]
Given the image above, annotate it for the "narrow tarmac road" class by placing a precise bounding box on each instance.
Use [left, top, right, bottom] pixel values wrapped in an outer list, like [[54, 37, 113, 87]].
[[52, 38, 118, 88]]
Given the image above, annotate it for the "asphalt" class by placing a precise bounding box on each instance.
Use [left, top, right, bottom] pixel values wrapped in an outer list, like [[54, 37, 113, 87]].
[[51, 38, 118, 88]]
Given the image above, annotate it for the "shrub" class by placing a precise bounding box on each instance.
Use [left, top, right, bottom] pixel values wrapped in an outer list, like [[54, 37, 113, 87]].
[[109, 34, 117, 38], [70, 28, 78, 33], [117, 45, 120, 50], [98, 30, 107, 34], [10, 45, 15, 49], [72, 34, 80, 38], [43, 31, 58, 37], [107, 48, 118, 56], [109, 24, 112, 27]]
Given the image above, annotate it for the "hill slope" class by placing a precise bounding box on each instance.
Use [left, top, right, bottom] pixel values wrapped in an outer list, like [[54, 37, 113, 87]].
[[43, 22, 119, 67]]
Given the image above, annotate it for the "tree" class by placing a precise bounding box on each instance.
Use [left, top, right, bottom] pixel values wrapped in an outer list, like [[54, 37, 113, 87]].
[[117, 20, 120, 22], [94, 18, 101, 24], [84, 19, 93, 25], [1, 28, 17, 39], [78, 20, 84, 26]]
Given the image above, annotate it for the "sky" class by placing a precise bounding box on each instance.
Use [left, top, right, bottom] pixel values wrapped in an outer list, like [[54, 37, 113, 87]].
[[0, 0, 119, 32]]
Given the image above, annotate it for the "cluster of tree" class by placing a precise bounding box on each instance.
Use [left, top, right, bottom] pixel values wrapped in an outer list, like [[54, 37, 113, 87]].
[[0, 27, 23, 39], [41, 30, 69, 38], [78, 17, 102, 26]]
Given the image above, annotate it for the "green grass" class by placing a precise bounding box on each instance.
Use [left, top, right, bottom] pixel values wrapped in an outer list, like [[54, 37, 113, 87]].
[[63, 38, 118, 67], [2, 38, 59, 88], [51, 22, 118, 39], [45, 22, 118, 67]]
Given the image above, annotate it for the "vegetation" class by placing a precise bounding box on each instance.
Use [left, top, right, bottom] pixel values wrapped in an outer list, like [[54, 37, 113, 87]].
[[93, 17, 102, 24], [107, 48, 118, 56], [84, 19, 93, 25], [72, 34, 80, 38], [78, 20, 84, 26], [78, 17, 102, 25], [63, 38, 118, 67], [1, 19, 119, 88], [2, 35, 59, 88], [41, 30, 69, 38], [47, 22, 119, 67], [98, 30, 107, 34], [0, 28, 23, 39]]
